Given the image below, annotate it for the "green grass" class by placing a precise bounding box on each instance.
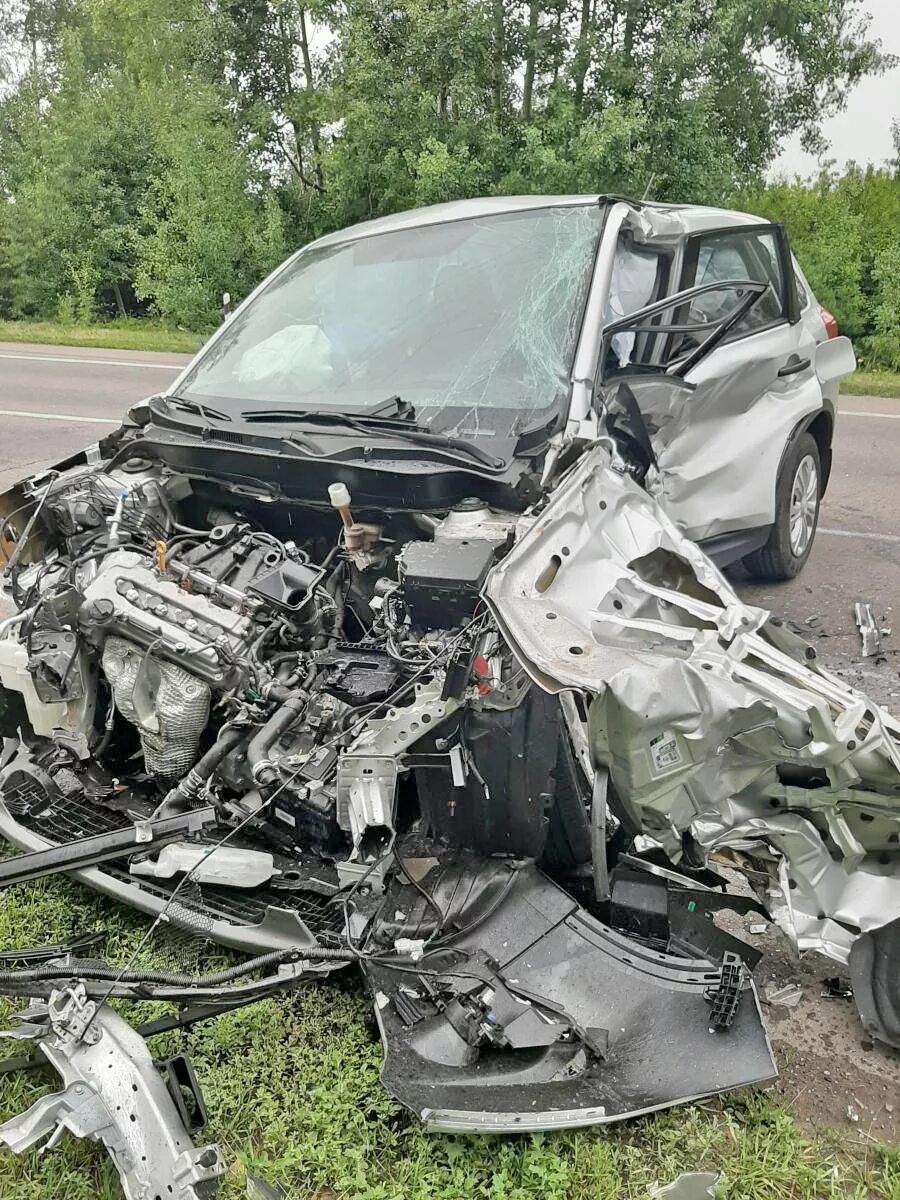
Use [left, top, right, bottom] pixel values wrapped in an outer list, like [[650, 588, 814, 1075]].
[[0, 875, 896, 1199], [841, 369, 900, 399], [0, 319, 204, 355]]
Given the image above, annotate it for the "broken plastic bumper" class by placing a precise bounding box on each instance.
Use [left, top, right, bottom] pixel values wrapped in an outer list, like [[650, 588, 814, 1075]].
[[0, 792, 336, 955], [366, 865, 776, 1131]]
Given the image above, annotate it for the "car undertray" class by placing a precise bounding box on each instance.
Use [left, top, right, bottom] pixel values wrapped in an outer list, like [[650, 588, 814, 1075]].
[[365, 859, 775, 1130]]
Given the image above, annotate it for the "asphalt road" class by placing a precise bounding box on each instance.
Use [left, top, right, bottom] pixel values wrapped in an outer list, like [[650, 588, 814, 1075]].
[[0, 339, 898, 703]]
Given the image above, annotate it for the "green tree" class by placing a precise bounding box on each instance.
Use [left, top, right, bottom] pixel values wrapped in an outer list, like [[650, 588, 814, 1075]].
[[0, 0, 893, 334], [135, 100, 287, 329]]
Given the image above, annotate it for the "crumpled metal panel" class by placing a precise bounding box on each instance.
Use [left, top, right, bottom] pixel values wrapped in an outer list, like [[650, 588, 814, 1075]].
[[0, 985, 225, 1199], [484, 444, 900, 966], [637, 326, 822, 542], [649, 1172, 719, 1199]]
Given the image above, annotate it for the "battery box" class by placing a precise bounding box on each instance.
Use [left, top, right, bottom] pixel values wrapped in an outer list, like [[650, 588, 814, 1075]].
[[398, 539, 496, 630]]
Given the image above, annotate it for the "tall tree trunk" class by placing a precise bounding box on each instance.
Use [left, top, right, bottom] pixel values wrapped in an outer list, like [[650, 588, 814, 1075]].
[[622, 0, 640, 71], [572, 0, 592, 107], [492, 0, 505, 112], [296, 7, 324, 190], [522, 0, 540, 120], [112, 282, 127, 319]]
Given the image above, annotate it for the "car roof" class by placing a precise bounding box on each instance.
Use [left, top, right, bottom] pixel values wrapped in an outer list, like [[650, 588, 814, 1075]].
[[308, 195, 766, 252]]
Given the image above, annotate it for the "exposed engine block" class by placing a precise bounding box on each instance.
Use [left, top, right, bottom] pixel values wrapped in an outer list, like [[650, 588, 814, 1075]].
[[79, 551, 256, 690], [102, 635, 211, 780]]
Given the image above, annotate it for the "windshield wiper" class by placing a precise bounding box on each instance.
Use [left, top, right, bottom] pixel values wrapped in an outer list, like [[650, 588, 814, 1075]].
[[240, 408, 505, 470], [156, 395, 231, 423]]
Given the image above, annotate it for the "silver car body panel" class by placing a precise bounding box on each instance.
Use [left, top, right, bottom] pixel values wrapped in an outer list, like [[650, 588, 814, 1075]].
[[634, 322, 824, 540], [485, 444, 900, 962]]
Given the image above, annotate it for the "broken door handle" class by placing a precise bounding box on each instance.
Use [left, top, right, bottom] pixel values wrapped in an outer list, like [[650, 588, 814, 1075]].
[[777, 357, 811, 377]]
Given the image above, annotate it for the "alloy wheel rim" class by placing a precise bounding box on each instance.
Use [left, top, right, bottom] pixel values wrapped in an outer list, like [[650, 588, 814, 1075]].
[[788, 454, 818, 556]]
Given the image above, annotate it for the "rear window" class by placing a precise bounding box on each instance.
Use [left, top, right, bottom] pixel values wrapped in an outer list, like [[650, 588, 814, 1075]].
[[792, 260, 810, 311]]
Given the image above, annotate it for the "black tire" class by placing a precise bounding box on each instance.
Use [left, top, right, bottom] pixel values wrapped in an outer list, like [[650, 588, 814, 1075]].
[[743, 431, 821, 581]]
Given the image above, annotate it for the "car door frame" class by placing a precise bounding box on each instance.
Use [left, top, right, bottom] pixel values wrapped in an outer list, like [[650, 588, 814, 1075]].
[[667, 220, 800, 361], [593, 217, 826, 555]]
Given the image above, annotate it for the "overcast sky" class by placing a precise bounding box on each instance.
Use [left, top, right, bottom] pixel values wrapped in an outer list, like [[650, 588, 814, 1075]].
[[772, 0, 899, 177]]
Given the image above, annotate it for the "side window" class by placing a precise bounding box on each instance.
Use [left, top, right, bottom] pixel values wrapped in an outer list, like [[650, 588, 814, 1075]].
[[682, 228, 786, 336]]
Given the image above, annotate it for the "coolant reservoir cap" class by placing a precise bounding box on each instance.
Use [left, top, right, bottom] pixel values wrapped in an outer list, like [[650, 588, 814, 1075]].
[[328, 482, 351, 509]]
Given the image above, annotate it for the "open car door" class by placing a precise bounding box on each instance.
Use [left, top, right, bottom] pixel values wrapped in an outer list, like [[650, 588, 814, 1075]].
[[597, 223, 830, 555]]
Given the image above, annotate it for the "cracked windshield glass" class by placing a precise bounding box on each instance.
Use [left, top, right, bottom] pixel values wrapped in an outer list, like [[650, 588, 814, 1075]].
[[181, 204, 602, 432]]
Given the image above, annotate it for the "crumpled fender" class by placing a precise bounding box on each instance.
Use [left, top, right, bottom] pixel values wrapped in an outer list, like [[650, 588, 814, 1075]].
[[484, 444, 900, 969]]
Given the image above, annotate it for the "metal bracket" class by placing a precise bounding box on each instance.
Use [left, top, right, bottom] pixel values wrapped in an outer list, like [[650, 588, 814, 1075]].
[[0, 984, 225, 1200], [336, 755, 398, 850]]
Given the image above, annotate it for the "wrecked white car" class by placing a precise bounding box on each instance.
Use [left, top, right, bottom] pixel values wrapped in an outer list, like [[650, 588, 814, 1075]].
[[0, 196, 895, 1194]]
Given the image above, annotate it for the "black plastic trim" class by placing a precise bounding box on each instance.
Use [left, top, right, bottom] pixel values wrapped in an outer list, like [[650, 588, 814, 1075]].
[[697, 526, 771, 568]]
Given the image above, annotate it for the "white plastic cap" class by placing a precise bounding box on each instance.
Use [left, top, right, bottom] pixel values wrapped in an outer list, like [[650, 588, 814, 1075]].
[[328, 482, 351, 509]]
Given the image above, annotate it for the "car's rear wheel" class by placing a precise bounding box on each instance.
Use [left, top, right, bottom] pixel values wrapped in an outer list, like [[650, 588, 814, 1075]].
[[743, 431, 821, 580]]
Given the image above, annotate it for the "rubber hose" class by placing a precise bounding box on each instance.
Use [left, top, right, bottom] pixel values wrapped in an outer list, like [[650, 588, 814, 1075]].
[[191, 725, 246, 784], [246, 695, 306, 785]]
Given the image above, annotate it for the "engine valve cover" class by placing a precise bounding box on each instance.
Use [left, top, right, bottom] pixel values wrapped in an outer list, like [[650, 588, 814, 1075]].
[[80, 552, 254, 689]]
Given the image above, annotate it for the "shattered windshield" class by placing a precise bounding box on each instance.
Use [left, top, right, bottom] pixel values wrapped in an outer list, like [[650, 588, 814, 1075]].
[[179, 205, 602, 429]]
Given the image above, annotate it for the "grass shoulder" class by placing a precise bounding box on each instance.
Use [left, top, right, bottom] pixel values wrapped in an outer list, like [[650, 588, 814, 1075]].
[[841, 369, 900, 399], [0, 318, 204, 355]]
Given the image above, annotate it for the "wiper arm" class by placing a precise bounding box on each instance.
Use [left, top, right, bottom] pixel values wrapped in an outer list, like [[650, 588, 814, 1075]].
[[367, 393, 412, 419], [241, 408, 505, 470], [156, 395, 231, 423], [382, 424, 504, 469]]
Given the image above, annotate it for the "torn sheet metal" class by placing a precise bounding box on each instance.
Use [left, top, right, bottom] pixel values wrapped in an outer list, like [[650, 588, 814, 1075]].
[[854, 602, 882, 657], [649, 1172, 719, 1199], [605, 325, 823, 543], [0, 984, 225, 1199], [485, 444, 900, 973]]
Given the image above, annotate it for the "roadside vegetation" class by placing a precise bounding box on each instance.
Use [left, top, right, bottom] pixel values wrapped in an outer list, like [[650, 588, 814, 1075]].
[[0, 0, 898, 378], [0, 871, 897, 1200], [0, 3, 898, 1196], [0, 319, 202, 355], [842, 370, 900, 399]]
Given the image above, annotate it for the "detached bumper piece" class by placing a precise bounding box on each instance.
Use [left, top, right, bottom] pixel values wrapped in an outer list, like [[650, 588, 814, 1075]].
[[0, 769, 344, 954], [366, 861, 775, 1131], [0, 984, 225, 1200]]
